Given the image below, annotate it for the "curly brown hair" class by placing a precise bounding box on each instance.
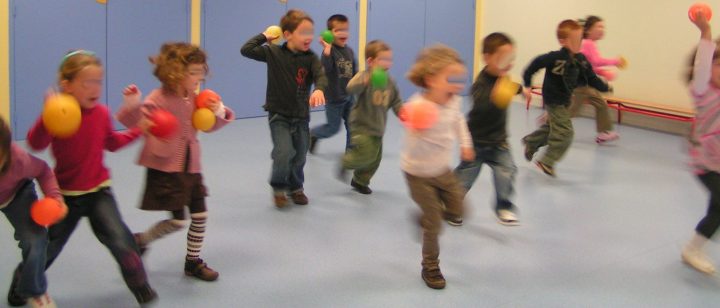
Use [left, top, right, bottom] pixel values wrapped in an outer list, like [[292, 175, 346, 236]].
[[406, 44, 464, 88], [150, 42, 208, 93]]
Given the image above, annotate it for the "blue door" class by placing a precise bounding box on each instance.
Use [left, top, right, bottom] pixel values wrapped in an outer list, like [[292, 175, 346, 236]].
[[425, 0, 475, 92], [202, 0, 287, 119], [106, 0, 190, 129], [10, 0, 107, 140], [367, 0, 425, 100]]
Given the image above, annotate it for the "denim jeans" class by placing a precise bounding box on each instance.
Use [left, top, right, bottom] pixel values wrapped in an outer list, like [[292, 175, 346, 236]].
[[1, 180, 48, 297], [454, 143, 517, 211], [310, 96, 353, 148], [269, 112, 310, 193], [44, 187, 149, 289]]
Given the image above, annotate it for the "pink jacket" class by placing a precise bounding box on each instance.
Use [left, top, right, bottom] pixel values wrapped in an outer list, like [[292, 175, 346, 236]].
[[580, 39, 620, 81], [116, 88, 235, 174]]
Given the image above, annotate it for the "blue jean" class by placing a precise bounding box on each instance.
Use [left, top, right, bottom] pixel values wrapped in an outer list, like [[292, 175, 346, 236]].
[[269, 112, 310, 192], [310, 96, 353, 148], [1, 180, 48, 297], [44, 187, 149, 290], [454, 143, 517, 211]]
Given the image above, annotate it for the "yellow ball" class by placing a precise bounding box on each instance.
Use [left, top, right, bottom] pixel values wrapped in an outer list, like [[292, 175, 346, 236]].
[[618, 56, 628, 70], [265, 25, 283, 45], [192, 108, 216, 132], [490, 77, 519, 109], [42, 93, 81, 138]]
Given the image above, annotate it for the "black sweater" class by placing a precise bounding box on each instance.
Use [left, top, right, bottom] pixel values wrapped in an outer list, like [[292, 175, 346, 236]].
[[467, 69, 521, 146], [241, 34, 328, 118], [523, 47, 609, 106], [321, 44, 356, 102]]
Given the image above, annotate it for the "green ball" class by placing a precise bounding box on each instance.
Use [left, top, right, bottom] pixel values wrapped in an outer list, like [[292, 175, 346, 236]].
[[321, 30, 334, 44], [370, 68, 388, 88]]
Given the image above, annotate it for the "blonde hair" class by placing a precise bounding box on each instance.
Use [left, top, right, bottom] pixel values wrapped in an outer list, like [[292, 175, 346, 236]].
[[365, 40, 391, 60], [150, 42, 208, 93], [406, 44, 464, 88], [557, 19, 582, 40], [57, 50, 102, 84]]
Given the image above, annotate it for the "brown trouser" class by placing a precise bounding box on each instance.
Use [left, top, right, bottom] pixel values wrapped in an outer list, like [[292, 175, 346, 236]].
[[568, 86, 614, 133], [404, 170, 465, 270]]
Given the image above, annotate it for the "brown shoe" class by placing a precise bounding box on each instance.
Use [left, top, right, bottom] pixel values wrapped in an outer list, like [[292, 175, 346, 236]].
[[184, 258, 219, 281], [421, 268, 446, 289], [274, 194, 288, 208], [289, 191, 309, 205]]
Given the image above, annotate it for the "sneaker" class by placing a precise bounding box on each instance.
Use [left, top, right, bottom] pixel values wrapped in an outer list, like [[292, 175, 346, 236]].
[[134, 233, 148, 256], [274, 193, 288, 209], [596, 131, 619, 144], [443, 212, 463, 226], [535, 161, 556, 177], [7, 265, 25, 307], [29, 293, 55, 308], [682, 246, 716, 275], [350, 180, 372, 194], [289, 191, 309, 205], [309, 136, 319, 154], [184, 258, 219, 281], [522, 138, 535, 162], [421, 268, 446, 289], [130, 284, 158, 305], [496, 209, 519, 226]]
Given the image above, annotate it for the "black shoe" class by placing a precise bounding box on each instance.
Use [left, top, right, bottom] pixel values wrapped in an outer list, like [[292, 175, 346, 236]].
[[7, 265, 25, 307], [535, 161, 556, 177], [421, 267, 446, 289], [443, 212, 463, 226], [522, 137, 535, 162], [350, 179, 372, 194], [309, 136, 318, 154], [131, 284, 158, 305]]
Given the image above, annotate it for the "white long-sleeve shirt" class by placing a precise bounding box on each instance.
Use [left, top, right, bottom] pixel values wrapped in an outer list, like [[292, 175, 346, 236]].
[[401, 93, 472, 177]]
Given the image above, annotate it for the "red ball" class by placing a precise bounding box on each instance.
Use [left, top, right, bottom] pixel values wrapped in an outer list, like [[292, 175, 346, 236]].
[[148, 110, 178, 138], [400, 100, 439, 130], [689, 3, 713, 21], [195, 89, 220, 109], [31, 198, 65, 227]]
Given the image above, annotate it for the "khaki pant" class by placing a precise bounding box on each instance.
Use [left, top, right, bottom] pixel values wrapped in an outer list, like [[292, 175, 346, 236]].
[[342, 134, 382, 186], [404, 170, 465, 270], [568, 86, 613, 133], [523, 104, 574, 167]]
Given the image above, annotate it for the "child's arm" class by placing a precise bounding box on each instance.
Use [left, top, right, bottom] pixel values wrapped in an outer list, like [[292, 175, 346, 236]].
[[691, 12, 714, 95], [389, 82, 404, 117], [346, 71, 368, 95], [240, 33, 272, 62], [104, 114, 142, 153], [456, 113, 475, 162], [523, 53, 551, 89], [201, 98, 236, 132], [582, 40, 621, 68], [26, 116, 53, 152], [115, 85, 145, 128], [21, 147, 62, 201], [310, 55, 328, 107], [580, 55, 611, 93]]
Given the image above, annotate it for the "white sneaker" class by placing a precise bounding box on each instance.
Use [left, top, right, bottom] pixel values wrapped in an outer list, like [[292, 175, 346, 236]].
[[30, 293, 56, 308], [496, 209, 519, 226], [682, 246, 716, 275], [596, 131, 619, 144]]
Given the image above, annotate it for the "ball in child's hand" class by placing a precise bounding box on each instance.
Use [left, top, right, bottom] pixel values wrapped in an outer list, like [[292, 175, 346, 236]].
[[148, 110, 178, 138], [321, 29, 334, 44], [195, 89, 220, 108], [42, 93, 81, 138], [265, 25, 283, 45], [490, 76, 519, 109], [371, 67, 389, 89], [193, 108, 216, 132], [617, 56, 628, 70], [689, 3, 713, 21], [31, 198, 65, 227], [400, 100, 439, 130]]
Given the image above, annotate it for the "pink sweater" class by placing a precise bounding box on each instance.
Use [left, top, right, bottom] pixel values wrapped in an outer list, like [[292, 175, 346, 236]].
[[0, 143, 61, 206], [689, 39, 720, 174], [27, 104, 141, 191], [580, 39, 620, 81], [116, 88, 235, 173]]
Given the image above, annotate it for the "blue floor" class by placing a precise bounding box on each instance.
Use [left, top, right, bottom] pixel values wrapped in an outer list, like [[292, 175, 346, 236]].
[[1, 101, 718, 307]]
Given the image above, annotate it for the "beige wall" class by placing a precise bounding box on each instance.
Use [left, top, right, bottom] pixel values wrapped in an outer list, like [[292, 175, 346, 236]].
[[483, 0, 720, 110]]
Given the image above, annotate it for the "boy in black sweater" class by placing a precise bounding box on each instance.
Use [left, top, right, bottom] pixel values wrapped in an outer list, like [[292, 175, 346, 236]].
[[241, 9, 328, 208], [455, 32, 523, 226], [522, 19, 610, 177]]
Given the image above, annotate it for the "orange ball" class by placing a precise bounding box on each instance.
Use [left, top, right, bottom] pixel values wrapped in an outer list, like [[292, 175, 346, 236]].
[[42, 93, 81, 138], [192, 108, 216, 132], [30, 198, 65, 227], [195, 89, 220, 109], [399, 100, 439, 130], [689, 3, 713, 21]]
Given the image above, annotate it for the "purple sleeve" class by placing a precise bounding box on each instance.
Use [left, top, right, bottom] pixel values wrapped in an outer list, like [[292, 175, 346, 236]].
[[16, 145, 62, 200]]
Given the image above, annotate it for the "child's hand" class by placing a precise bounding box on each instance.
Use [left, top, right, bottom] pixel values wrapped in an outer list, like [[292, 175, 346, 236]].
[[138, 117, 154, 134], [310, 90, 326, 108], [263, 31, 280, 43], [522, 87, 533, 105], [692, 11, 712, 40], [204, 96, 221, 112], [56, 199, 69, 220], [319, 36, 332, 56], [461, 147, 475, 162], [122, 84, 142, 106]]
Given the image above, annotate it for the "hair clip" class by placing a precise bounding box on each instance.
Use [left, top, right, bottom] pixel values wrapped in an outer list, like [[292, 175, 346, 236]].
[[59, 50, 96, 69]]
